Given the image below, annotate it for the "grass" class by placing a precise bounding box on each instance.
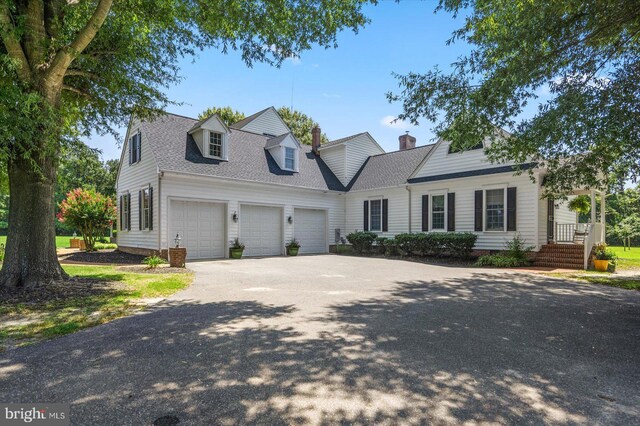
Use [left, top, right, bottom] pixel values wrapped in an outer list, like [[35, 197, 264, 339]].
[[0, 265, 193, 349], [546, 272, 640, 291], [609, 246, 640, 270], [0, 236, 76, 249]]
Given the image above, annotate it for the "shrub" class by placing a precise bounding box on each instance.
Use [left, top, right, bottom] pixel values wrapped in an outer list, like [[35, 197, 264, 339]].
[[94, 242, 118, 250], [383, 238, 400, 257], [57, 188, 117, 251], [143, 255, 166, 269], [593, 243, 617, 262], [286, 238, 300, 249], [392, 232, 477, 258], [346, 231, 377, 254], [374, 237, 387, 255], [476, 234, 533, 268]]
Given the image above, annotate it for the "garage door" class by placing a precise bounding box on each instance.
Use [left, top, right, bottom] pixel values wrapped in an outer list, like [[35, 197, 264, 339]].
[[240, 205, 283, 257], [170, 200, 225, 260], [294, 208, 327, 254]]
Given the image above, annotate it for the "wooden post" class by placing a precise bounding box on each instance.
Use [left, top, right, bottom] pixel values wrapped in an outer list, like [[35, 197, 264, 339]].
[[600, 191, 606, 242], [590, 189, 596, 224]]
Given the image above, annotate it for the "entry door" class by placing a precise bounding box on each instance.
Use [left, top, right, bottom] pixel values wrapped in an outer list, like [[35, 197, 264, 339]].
[[547, 198, 555, 242]]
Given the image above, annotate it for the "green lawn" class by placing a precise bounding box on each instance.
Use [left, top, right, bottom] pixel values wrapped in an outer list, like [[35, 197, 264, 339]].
[[609, 246, 640, 270], [0, 265, 193, 349], [0, 236, 76, 249]]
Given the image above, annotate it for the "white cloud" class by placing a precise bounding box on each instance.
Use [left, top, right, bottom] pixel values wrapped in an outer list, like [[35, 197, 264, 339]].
[[380, 115, 411, 130], [322, 93, 341, 99]]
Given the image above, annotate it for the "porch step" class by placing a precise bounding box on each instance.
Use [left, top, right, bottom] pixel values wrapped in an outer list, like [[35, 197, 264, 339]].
[[534, 244, 585, 270]]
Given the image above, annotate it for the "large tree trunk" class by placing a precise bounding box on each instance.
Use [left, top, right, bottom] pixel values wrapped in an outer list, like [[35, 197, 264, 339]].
[[0, 155, 67, 291]]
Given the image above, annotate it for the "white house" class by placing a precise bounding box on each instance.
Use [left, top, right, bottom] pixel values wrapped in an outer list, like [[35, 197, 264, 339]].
[[115, 106, 605, 269]]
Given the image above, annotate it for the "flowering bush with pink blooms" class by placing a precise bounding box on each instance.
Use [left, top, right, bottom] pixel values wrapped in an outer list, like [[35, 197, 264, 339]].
[[58, 188, 117, 251]]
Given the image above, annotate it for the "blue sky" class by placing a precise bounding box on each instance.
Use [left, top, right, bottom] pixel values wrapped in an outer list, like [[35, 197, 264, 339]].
[[89, 1, 538, 160]]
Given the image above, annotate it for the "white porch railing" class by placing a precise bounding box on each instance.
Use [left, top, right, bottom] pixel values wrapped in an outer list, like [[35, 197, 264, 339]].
[[555, 223, 590, 243], [583, 223, 604, 269]]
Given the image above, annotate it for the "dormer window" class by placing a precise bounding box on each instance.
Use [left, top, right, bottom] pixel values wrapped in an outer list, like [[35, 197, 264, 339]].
[[209, 132, 223, 158], [285, 147, 296, 170]]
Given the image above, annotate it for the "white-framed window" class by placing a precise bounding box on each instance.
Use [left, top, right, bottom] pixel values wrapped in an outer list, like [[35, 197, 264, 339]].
[[285, 147, 296, 170], [121, 193, 130, 231], [142, 187, 150, 230], [370, 199, 382, 232], [431, 194, 446, 230], [485, 188, 506, 231], [209, 131, 223, 158]]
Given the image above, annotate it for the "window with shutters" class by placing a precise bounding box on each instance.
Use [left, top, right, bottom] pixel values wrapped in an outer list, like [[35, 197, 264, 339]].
[[485, 188, 505, 231], [431, 194, 445, 230], [209, 131, 223, 158], [142, 187, 151, 230], [369, 199, 382, 232], [129, 132, 141, 164], [121, 193, 130, 231]]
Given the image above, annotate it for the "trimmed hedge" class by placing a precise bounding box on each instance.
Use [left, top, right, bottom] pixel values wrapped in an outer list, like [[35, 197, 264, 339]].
[[346, 231, 477, 259], [346, 231, 378, 254]]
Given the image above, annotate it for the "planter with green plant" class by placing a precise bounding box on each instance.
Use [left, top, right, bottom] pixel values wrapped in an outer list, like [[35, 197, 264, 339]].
[[592, 243, 617, 272], [286, 239, 301, 256], [230, 238, 245, 259]]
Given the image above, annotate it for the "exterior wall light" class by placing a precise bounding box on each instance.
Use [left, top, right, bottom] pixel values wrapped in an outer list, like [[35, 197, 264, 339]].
[[288, 216, 293, 224], [174, 233, 182, 248], [232, 211, 238, 223]]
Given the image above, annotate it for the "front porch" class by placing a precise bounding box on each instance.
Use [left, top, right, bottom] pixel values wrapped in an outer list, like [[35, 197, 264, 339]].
[[535, 188, 606, 270]]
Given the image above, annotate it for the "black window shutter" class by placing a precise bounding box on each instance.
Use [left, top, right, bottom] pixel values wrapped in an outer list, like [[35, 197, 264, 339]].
[[447, 193, 455, 231], [128, 194, 131, 230], [149, 186, 153, 230], [136, 133, 142, 162], [474, 190, 483, 231], [128, 137, 132, 165], [138, 190, 142, 230], [119, 195, 124, 231], [507, 187, 517, 231], [421, 195, 429, 231], [363, 200, 369, 231], [382, 199, 388, 232]]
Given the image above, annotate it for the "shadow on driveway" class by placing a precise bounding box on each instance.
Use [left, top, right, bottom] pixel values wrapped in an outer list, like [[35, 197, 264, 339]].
[[0, 271, 638, 424]]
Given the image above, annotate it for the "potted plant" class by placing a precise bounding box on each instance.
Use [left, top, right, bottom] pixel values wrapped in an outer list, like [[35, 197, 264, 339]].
[[230, 238, 245, 259], [286, 239, 300, 256], [592, 243, 616, 272]]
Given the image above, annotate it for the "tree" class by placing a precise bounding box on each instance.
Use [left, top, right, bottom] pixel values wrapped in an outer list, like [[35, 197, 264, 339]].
[[0, 0, 373, 290], [198, 106, 246, 126], [276, 107, 328, 145], [57, 188, 116, 251], [388, 1, 640, 196], [613, 215, 640, 251], [200, 105, 329, 145]]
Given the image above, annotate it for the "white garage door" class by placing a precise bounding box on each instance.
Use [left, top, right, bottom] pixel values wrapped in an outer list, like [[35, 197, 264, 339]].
[[240, 205, 283, 257], [170, 200, 225, 260], [294, 208, 327, 254]]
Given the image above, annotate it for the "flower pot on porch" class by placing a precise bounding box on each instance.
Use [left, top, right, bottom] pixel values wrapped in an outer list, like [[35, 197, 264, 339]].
[[230, 248, 244, 259], [287, 247, 299, 257], [593, 259, 609, 272]]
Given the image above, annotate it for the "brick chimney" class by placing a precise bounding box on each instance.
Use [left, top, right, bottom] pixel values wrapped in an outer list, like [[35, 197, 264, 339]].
[[399, 131, 416, 150], [312, 126, 321, 155]]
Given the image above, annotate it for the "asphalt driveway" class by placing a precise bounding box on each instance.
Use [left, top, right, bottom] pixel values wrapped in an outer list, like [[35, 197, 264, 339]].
[[1, 256, 639, 424]]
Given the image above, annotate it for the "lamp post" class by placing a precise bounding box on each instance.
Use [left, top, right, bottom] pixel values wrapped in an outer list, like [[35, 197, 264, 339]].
[[174, 233, 182, 248]]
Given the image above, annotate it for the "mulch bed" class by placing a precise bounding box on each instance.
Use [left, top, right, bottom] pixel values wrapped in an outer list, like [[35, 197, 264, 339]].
[[0, 277, 127, 305], [60, 249, 146, 265]]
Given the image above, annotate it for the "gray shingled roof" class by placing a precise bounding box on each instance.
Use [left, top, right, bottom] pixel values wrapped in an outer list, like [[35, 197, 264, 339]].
[[347, 144, 435, 191], [320, 132, 367, 149], [265, 133, 291, 148], [141, 113, 345, 191]]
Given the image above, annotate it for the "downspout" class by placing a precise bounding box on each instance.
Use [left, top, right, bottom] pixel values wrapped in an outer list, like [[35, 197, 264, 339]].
[[406, 185, 412, 233]]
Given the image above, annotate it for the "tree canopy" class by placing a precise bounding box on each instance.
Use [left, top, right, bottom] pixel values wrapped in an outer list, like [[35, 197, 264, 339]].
[[388, 0, 640, 195], [198, 106, 246, 127]]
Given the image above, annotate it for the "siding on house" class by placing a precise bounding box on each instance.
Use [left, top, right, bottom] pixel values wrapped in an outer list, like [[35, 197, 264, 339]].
[[159, 173, 345, 253], [320, 145, 347, 185], [345, 133, 385, 185], [116, 119, 160, 250], [412, 139, 515, 180], [555, 197, 577, 224], [235, 108, 289, 136], [345, 187, 410, 238]]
